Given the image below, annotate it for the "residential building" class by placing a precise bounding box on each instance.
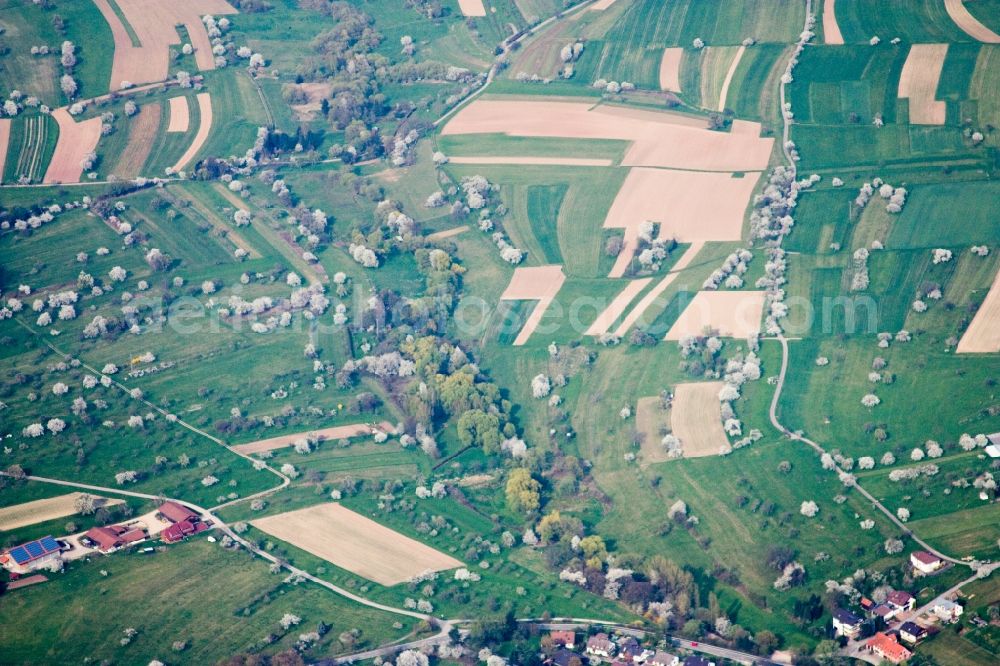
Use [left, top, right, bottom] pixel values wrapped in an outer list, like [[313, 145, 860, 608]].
[[647, 652, 679, 666], [83, 524, 147, 552], [585, 633, 616, 659], [899, 621, 927, 644], [617, 637, 641, 662], [551, 630, 576, 650], [160, 518, 208, 543], [910, 550, 943, 574], [865, 632, 912, 664], [546, 648, 586, 666], [871, 603, 896, 622], [932, 599, 964, 622], [886, 590, 915, 612], [0, 536, 62, 574], [832, 608, 863, 638], [681, 657, 714, 666]]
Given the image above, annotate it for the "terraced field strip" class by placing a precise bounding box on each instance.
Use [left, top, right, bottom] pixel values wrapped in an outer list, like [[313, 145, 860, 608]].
[[112, 102, 161, 178], [449, 156, 613, 166], [14, 116, 48, 182], [956, 264, 1000, 352], [658, 47, 684, 92], [590, 0, 620, 9], [171, 92, 212, 172], [43, 108, 102, 184], [457, 0, 486, 17], [585, 278, 652, 336], [716, 45, 746, 111], [0, 118, 10, 184], [822, 0, 843, 44], [612, 241, 704, 337], [251, 502, 463, 586], [167, 96, 190, 132], [945, 0, 1000, 43], [232, 421, 396, 455], [671, 381, 729, 457], [0, 493, 123, 531], [898, 44, 948, 125], [664, 289, 766, 339], [499, 265, 566, 346]]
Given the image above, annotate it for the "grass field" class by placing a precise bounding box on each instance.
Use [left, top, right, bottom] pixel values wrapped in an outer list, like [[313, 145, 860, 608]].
[[2, 114, 58, 184], [0, 539, 415, 665]]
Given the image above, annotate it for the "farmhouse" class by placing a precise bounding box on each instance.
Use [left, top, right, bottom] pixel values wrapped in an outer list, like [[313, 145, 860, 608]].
[[83, 524, 147, 552], [153, 500, 209, 543], [0, 536, 62, 574], [910, 550, 943, 574], [585, 633, 616, 658], [886, 590, 916, 612], [832, 608, 863, 638], [933, 599, 964, 622], [550, 631, 576, 650], [899, 621, 928, 644], [865, 632, 912, 664]]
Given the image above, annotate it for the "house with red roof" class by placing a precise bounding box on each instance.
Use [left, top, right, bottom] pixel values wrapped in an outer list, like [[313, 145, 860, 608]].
[[157, 501, 199, 524], [886, 590, 915, 612], [161, 518, 208, 543], [83, 524, 147, 552], [550, 630, 576, 650], [865, 632, 912, 664], [910, 550, 943, 575]]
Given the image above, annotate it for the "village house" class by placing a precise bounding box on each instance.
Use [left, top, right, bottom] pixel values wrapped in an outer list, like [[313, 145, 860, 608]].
[[616, 636, 641, 662], [681, 657, 714, 666], [865, 632, 912, 664], [585, 633, 616, 659], [899, 621, 928, 644], [932, 599, 964, 623], [157, 500, 199, 524], [545, 648, 586, 666], [910, 550, 943, 575], [550, 630, 576, 650], [0, 536, 62, 574], [647, 652, 679, 666], [886, 590, 915, 613], [83, 524, 147, 552], [832, 608, 863, 638], [871, 603, 896, 622]]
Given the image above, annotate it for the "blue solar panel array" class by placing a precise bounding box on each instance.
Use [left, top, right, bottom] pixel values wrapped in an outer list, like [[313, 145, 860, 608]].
[[8, 535, 60, 564]]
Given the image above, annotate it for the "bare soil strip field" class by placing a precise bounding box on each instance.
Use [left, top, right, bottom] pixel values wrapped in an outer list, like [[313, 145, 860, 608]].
[[0, 493, 123, 531], [945, 0, 1000, 43], [499, 265, 566, 346], [612, 241, 704, 337], [113, 102, 161, 178], [716, 46, 746, 112], [664, 290, 766, 340], [251, 503, 463, 586], [671, 381, 730, 457], [898, 44, 949, 125], [658, 47, 684, 92], [448, 156, 614, 166], [426, 226, 469, 241], [171, 93, 213, 172], [167, 96, 190, 133], [443, 99, 773, 172], [94, 0, 238, 89], [232, 421, 396, 455], [604, 168, 759, 277], [590, 0, 620, 10], [585, 278, 653, 336], [0, 118, 10, 183], [957, 267, 1000, 352], [43, 108, 103, 184], [636, 395, 672, 464], [822, 0, 844, 45], [457, 0, 486, 18]]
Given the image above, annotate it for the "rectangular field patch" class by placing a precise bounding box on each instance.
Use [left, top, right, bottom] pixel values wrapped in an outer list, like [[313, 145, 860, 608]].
[[231, 421, 395, 455], [664, 290, 766, 340], [0, 493, 123, 531], [898, 44, 948, 125], [251, 503, 463, 586], [957, 266, 1000, 353], [671, 381, 730, 457]]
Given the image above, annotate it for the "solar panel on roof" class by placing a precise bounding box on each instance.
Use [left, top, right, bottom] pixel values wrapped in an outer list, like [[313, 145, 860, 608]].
[[39, 536, 59, 552], [25, 542, 43, 557], [10, 546, 29, 564]]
